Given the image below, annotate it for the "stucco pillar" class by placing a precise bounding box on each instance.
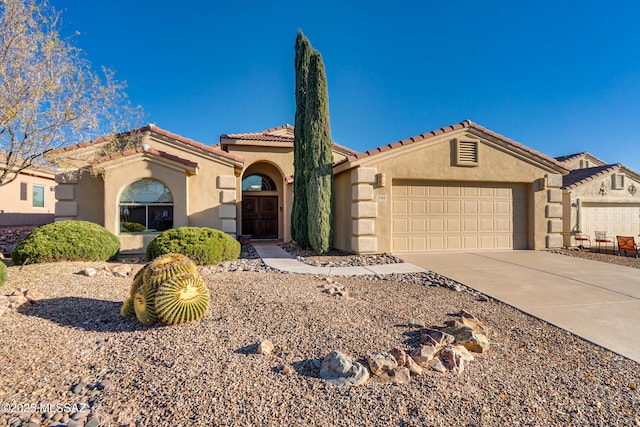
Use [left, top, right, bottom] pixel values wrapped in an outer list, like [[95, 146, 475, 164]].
[[351, 167, 378, 253], [217, 175, 237, 237], [545, 174, 563, 249]]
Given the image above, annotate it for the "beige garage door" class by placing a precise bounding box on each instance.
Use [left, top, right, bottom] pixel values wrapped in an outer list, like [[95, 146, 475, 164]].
[[581, 203, 640, 238], [392, 181, 528, 252]]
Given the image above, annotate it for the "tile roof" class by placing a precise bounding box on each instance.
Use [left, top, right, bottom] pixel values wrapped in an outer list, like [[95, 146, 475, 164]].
[[220, 124, 359, 155], [93, 146, 199, 169], [562, 164, 622, 189], [554, 152, 587, 163], [221, 124, 295, 142], [50, 125, 244, 165], [334, 120, 570, 171]]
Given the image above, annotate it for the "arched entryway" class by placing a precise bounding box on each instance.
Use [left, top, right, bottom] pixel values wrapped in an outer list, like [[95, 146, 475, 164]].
[[241, 162, 283, 239]]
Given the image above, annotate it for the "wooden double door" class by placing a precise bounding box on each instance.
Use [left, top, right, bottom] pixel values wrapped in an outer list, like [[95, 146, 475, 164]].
[[241, 195, 278, 239]]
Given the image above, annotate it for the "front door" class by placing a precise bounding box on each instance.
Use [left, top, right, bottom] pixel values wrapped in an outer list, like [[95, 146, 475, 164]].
[[242, 195, 278, 239]]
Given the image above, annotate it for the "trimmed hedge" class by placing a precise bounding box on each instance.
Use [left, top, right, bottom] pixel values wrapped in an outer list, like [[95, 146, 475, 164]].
[[121, 221, 146, 232], [0, 262, 6, 286], [146, 227, 240, 265], [11, 221, 120, 265]]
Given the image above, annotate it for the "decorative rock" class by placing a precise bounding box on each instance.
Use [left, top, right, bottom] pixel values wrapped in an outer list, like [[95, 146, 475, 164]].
[[95, 379, 111, 391], [111, 264, 132, 278], [320, 350, 370, 387], [24, 289, 44, 303], [461, 316, 490, 335], [420, 328, 455, 348], [8, 295, 28, 309], [440, 347, 464, 373], [410, 345, 438, 366], [72, 408, 91, 420], [67, 420, 83, 427], [405, 353, 424, 376], [257, 339, 275, 355], [83, 268, 97, 277], [427, 357, 448, 373], [72, 381, 87, 394], [85, 417, 101, 427], [367, 352, 398, 375], [408, 318, 425, 328], [371, 366, 411, 385], [453, 345, 475, 362], [441, 326, 490, 353], [389, 348, 407, 366]]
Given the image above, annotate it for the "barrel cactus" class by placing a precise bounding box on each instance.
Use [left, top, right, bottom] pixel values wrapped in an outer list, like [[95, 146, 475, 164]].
[[121, 253, 209, 326], [155, 273, 210, 325]]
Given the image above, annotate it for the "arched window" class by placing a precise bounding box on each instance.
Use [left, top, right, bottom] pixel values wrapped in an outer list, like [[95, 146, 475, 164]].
[[242, 174, 276, 192], [119, 179, 173, 233]]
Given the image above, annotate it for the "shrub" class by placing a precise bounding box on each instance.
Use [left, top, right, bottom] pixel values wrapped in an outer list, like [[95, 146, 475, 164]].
[[146, 227, 240, 265], [0, 262, 6, 286], [11, 220, 120, 265], [121, 221, 146, 233]]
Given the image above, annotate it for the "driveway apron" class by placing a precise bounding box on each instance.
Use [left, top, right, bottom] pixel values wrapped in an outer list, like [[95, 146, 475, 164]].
[[395, 251, 640, 363]]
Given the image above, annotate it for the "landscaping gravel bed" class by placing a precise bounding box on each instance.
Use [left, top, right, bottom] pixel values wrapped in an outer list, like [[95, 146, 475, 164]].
[[1, 253, 638, 426]]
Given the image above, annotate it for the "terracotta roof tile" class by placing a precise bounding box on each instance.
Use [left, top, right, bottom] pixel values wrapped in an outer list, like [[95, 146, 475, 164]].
[[50, 125, 244, 165], [93, 146, 199, 169], [554, 152, 586, 163], [335, 120, 570, 171]]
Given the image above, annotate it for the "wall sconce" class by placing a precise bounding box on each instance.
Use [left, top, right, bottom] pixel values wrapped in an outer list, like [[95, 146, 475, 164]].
[[629, 183, 637, 196], [599, 182, 607, 196]]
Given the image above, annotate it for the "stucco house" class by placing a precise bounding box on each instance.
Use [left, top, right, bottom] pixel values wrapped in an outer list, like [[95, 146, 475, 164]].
[[0, 152, 56, 226], [51, 120, 570, 254], [556, 152, 640, 248]]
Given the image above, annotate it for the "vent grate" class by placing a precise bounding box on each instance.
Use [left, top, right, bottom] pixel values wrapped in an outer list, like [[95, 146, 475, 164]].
[[457, 140, 478, 165]]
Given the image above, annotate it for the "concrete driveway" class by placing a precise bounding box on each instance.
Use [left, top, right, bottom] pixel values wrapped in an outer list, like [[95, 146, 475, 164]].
[[395, 251, 640, 363]]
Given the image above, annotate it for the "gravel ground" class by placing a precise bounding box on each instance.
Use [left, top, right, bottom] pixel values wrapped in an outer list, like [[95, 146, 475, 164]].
[[555, 248, 640, 269], [1, 247, 639, 426]]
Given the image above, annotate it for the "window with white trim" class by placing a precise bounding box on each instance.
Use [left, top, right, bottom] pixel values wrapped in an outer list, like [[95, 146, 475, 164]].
[[32, 185, 45, 208], [119, 179, 173, 233]]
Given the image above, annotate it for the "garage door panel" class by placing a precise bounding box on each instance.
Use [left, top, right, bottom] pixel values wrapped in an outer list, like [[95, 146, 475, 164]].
[[393, 181, 527, 252], [581, 203, 640, 238]]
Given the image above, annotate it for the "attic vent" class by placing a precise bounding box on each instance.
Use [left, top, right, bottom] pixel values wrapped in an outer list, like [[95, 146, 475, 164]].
[[456, 140, 479, 166], [612, 173, 625, 190]]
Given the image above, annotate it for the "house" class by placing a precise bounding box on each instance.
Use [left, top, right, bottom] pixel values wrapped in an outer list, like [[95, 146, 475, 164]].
[[51, 120, 570, 254], [557, 153, 640, 248], [0, 152, 56, 226]]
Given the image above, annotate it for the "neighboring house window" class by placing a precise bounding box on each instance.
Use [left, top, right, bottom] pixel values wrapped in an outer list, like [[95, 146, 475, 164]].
[[119, 179, 173, 233], [242, 174, 276, 191], [32, 185, 45, 208], [612, 173, 625, 190], [455, 140, 479, 166], [20, 182, 27, 201]]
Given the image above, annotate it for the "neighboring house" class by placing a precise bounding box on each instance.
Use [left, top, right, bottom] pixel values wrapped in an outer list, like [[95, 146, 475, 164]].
[[559, 160, 640, 248], [555, 152, 607, 170], [0, 153, 56, 226], [51, 120, 569, 254]]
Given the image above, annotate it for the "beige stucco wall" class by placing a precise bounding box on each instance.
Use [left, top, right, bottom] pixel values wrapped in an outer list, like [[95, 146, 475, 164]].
[[562, 169, 640, 247], [0, 171, 55, 225], [333, 171, 354, 252], [334, 129, 565, 253]]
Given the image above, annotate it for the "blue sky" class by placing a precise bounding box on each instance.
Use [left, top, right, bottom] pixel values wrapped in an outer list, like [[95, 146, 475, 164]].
[[52, 0, 640, 171]]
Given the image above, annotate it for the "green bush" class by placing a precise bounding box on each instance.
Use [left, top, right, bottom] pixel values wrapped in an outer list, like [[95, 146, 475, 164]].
[[146, 227, 240, 265], [121, 221, 146, 233], [0, 262, 6, 286], [11, 221, 120, 265]]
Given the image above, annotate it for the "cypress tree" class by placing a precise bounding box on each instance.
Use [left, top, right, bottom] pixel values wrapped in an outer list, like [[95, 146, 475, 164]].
[[305, 50, 333, 254], [291, 31, 311, 248]]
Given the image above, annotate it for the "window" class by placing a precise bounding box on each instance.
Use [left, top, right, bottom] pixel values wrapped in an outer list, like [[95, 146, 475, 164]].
[[455, 139, 479, 166], [20, 182, 27, 201], [242, 174, 276, 192], [32, 185, 45, 208], [612, 173, 625, 190], [119, 179, 173, 233]]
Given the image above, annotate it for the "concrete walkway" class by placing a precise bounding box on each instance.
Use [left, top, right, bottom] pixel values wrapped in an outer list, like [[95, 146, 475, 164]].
[[253, 244, 427, 276], [396, 250, 640, 363]]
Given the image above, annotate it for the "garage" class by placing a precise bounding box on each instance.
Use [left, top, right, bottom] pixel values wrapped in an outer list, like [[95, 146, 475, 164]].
[[392, 181, 528, 252], [580, 203, 640, 238]]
